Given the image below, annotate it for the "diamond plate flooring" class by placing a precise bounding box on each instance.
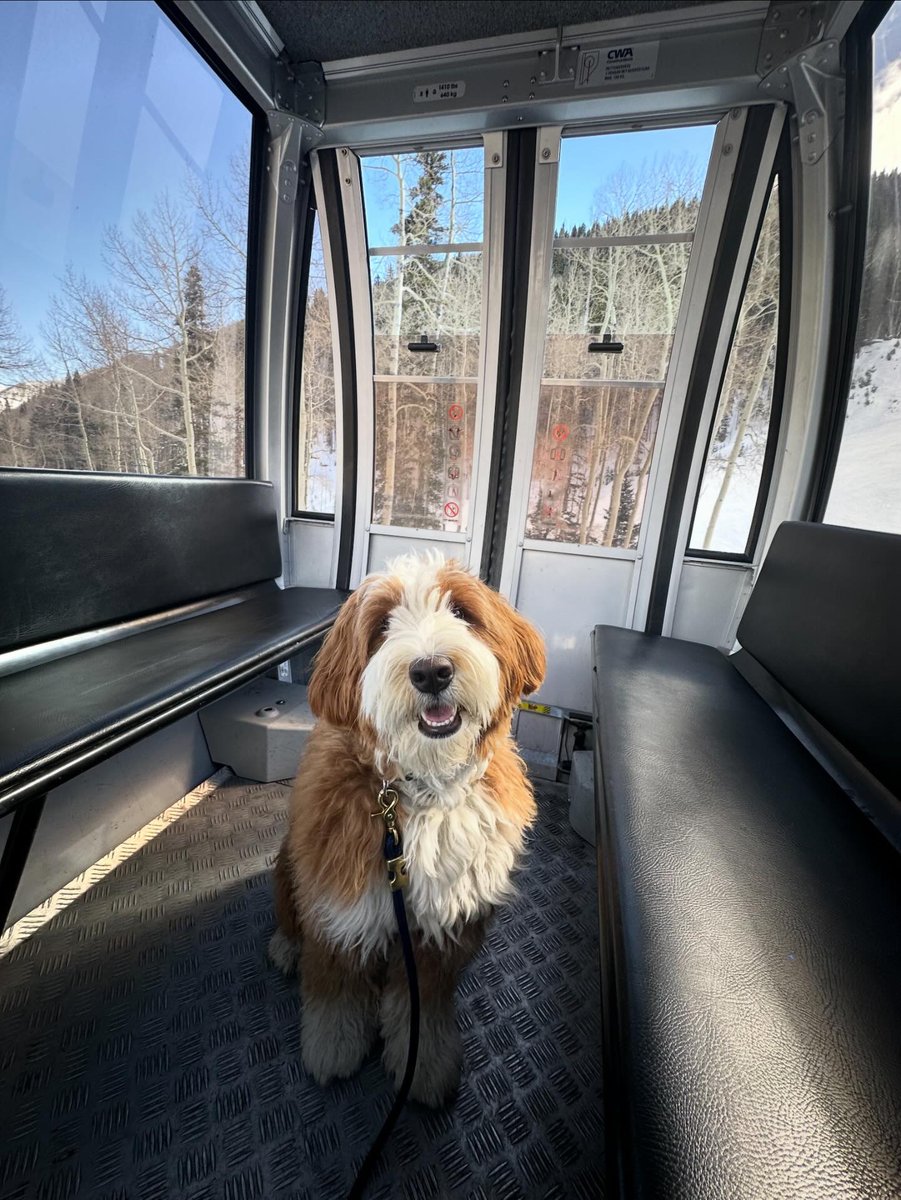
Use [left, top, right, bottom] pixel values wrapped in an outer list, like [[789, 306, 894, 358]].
[[0, 774, 603, 1199]]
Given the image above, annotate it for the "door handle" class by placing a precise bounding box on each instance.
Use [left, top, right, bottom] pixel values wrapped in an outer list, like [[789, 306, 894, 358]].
[[407, 333, 440, 352], [588, 333, 624, 353]]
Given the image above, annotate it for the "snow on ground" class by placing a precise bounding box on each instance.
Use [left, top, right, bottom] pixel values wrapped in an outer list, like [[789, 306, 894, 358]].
[[825, 338, 901, 534], [695, 338, 901, 549], [692, 465, 760, 553], [0, 380, 55, 410]]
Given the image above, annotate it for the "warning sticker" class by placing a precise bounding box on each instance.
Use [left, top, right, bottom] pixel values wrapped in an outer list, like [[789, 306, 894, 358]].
[[414, 80, 466, 103], [575, 41, 659, 89]]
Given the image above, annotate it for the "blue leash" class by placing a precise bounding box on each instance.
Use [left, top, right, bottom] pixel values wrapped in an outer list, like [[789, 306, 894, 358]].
[[347, 791, 420, 1200]]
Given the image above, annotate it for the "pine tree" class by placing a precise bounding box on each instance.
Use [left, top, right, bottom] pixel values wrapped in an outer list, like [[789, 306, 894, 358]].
[[184, 264, 215, 475]]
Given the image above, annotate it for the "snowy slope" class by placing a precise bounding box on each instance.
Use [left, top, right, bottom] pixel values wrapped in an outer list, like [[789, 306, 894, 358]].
[[694, 338, 901, 550], [825, 338, 901, 533]]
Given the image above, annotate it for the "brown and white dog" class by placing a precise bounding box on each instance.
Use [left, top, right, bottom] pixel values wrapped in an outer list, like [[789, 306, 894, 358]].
[[269, 553, 545, 1106]]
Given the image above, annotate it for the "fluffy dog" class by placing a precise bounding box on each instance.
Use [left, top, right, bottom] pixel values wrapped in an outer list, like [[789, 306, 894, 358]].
[[269, 553, 545, 1106]]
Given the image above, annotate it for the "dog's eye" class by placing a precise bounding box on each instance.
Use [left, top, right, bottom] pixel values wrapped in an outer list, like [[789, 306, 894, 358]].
[[379, 616, 391, 635], [449, 601, 470, 623]]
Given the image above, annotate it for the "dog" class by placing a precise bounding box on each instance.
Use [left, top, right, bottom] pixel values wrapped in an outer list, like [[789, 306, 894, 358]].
[[269, 553, 545, 1106]]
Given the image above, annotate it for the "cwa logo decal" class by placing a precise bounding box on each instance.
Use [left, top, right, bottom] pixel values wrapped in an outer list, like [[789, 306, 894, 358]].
[[576, 40, 659, 88]]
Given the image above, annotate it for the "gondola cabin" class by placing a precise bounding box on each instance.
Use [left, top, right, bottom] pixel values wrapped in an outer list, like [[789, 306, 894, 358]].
[[0, 1, 899, 1197]]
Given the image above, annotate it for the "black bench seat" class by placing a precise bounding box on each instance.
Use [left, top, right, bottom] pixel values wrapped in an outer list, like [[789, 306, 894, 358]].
[[0, 582, 342, 814], [0, 468, 346, 928], [592, 522, 901, 1200]]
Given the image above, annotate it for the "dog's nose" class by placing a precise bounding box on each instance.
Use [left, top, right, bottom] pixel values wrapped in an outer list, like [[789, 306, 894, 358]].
[[409, 656, 454, 695]]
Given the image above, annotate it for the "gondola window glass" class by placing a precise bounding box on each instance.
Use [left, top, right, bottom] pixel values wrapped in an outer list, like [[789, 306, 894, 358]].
[[525, 126, 716, 548], [361, 149, 484, 532], [297, 212, 337, 513], [825, 3, 901, 534], [0, 1, 252, 476], [689, 179, 781, 554]]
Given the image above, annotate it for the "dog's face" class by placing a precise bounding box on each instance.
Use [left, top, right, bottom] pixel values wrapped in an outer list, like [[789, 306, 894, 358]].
[[308, 555, 545, 780]]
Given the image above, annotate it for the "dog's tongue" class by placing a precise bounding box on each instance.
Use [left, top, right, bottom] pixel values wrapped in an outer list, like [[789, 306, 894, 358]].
[[422, 702, 456, 726]]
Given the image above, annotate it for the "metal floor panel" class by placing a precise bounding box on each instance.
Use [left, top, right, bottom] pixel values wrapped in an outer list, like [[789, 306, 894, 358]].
[[0, 774, 603, 1199]]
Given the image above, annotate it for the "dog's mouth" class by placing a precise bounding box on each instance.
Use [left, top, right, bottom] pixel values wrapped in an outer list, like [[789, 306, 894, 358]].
[[418, 701, 462, 739]]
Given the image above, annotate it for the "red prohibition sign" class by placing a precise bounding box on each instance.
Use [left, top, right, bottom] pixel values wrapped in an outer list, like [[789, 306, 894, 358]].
[[552, 423, 570, 442], [448, 403, 464, 421], [444, 501, 460, 519]]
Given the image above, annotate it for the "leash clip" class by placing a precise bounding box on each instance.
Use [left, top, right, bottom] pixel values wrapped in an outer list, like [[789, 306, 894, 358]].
[[372, 780, 408, 891]]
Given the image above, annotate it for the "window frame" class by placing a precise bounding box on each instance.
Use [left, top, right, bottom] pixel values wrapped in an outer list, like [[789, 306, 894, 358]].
[[357, 143, 488, 538], [685, 130, 793, 563], [290, 190, 337, 521], [158, 0, 266, 481]]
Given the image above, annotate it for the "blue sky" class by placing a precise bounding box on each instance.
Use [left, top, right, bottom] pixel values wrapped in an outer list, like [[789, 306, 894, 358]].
[[555, 125, 716, 229], [0, 0, 251, 350], [1, 0, 715, 360], [361, 124, 716, 251]]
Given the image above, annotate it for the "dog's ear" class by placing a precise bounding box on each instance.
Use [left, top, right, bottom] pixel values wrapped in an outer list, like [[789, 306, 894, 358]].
[[308, 588, 367, 728], [509, 606, 546, 698], [498, 598, 546, 701]]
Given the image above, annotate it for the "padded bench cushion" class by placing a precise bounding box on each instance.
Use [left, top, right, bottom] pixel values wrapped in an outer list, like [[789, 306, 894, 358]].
[[0, 469, 283, 652], [737, 521, 901, 799], [0, 584, 345, 809], [593, 625, 901, 1200]]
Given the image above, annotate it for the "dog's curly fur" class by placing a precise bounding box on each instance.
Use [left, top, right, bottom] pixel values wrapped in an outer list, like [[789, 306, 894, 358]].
[[271, 554, 545, 1105]]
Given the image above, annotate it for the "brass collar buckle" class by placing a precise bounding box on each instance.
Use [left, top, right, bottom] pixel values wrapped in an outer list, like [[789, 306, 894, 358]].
[[371, 780, 408, 892]]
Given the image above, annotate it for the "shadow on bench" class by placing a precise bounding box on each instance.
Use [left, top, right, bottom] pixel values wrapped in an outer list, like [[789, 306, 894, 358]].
[[592, 521, 901, 1199], [0, 468, 346, 930]]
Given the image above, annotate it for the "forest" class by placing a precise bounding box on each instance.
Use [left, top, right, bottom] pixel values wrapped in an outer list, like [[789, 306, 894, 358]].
[[3, 147, 898, 549], [0, 159, 249, 477]]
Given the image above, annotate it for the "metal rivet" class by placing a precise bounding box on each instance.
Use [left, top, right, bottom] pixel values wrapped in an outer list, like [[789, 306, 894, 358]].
[[341, 148, 348, 155], [529, 92, 535, 100], [779, 28, 788, 38], [731, 107, 741, 118], [723, 143, 733, 155], [502, 96, 509, 103], [518, 115, 524, 121], [491, 152, 500, 164], [503, 79, 509, 87], [808, 152, 816, 162], [542, 147, 551, 159], [530, 76, 536, 84], [539, 70, 546, 79], [345, 177, 351, 184]]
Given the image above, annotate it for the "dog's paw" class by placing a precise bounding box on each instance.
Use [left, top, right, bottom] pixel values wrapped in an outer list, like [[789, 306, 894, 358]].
[[268, 929, 300, 976], [301, 996, 376, 1084], [382, 997, 462, 1108]]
